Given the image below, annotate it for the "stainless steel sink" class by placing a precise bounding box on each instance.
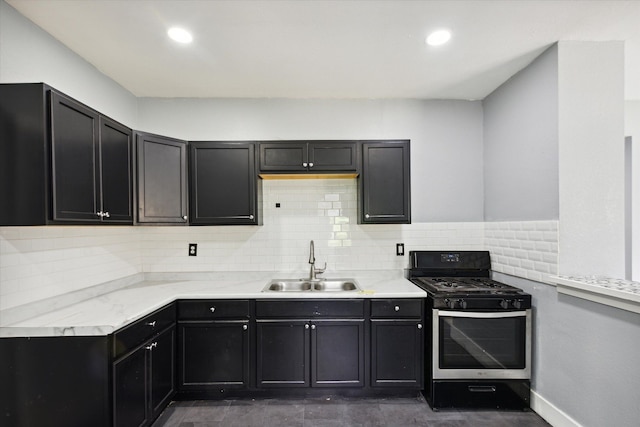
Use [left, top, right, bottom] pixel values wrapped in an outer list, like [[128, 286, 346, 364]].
[[262, 279, 361, 292], [312, 280, 359, 291], [264, 280, 313, 292]]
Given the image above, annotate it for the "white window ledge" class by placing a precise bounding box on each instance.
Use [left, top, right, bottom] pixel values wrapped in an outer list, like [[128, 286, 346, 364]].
[[549, 275, 640, 315]]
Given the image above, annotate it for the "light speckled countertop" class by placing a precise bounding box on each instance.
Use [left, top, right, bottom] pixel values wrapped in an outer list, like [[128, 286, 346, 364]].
[[0, 271, 426, 338], [549, 275, 640, 315]]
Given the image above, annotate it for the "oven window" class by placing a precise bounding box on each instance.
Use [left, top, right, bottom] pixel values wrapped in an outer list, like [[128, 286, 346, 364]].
[[439, 316, 526, 369]]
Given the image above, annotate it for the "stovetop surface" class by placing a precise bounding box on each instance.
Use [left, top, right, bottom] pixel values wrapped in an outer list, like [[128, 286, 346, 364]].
[[411, 276, 523, 294]]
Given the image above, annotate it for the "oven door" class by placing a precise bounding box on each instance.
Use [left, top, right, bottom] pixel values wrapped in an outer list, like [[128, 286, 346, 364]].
[[432, 309, 531, 380]]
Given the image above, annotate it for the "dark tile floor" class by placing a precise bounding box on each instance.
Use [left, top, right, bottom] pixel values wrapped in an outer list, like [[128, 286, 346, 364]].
[[151, 394, 551, 427]]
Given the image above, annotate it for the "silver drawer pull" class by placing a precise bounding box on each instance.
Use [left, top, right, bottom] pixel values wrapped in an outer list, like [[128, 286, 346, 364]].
[[394, 306, 400, 312], [145, 321, 156, 327], [417, 324, 422, 329], [242, 325, 248, 331], [210, 307, 216, 313]]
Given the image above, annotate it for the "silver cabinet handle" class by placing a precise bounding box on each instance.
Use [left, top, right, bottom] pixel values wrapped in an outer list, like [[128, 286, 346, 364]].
[[249, 215, 254, 220], [305, 324, 309, 329], [104, 211, 110, 218], [182, 215, 188, 220], [210, 307, 216, 313], [302, 162, 308, 167], [417, 324, 423, 329], [365, 214, 370, 219], [309, 162, 314, 168], [145, 321, 156, 327], [242, 324, 248, 331], [394, 306, 400, 312], [311, 324, 316, 330], [145, 342, 157, 351]]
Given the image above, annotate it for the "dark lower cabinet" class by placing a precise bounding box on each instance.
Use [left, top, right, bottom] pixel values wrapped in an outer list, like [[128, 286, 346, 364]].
[[113, 325, 176, 427], [371, 320, 423, 388], [256, 318, 365, 388], [312, 320, 365, 387], [0, 336, 110, 427], [370, 299, 424, 389], [359, 140, 411, 224], [178, 321, 250, 390], [257, 320, 310, 387]]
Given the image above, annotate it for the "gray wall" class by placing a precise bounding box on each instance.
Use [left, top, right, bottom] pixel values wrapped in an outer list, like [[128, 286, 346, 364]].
[[137, 97, 485, 222], [0, 0, 138, 126], [482, 45, 559, 221], [496, 272, 640, 427]]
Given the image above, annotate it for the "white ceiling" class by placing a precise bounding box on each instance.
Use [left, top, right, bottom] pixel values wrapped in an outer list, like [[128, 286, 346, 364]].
[[6, 0, 640, 100]]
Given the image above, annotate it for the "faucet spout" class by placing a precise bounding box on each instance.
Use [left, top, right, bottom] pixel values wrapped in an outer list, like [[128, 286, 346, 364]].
[[309, 240, 315, 265], [308, 240, 326, 281]]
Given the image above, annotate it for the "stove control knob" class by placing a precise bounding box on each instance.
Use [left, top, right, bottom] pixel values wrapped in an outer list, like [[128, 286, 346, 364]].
[[500, 299, 510, 309], [513, 299, 522, 309], [458, 299, 467, 309], [444, 298, 456, 309]]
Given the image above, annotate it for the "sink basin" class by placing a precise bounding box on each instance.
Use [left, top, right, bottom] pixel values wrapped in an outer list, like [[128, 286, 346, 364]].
[[262, 279, 361, 292], [264, 280, 313, 292], [312, 280, 359, 291]]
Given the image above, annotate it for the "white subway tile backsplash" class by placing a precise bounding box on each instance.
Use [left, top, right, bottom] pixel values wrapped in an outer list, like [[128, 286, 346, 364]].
[[1, 180, 561, 315], [485, 220, 559, 283]]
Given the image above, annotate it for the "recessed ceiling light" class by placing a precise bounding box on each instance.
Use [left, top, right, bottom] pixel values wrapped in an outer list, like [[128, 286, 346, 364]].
[[168, 27, 193, 44], [426, 29, 451, 47]]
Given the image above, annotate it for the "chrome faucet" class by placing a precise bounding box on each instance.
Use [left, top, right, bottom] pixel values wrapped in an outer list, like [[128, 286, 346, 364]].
[[308, 240, 326, 281]]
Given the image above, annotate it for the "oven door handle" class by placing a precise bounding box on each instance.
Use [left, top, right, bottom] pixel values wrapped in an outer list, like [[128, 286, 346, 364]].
[[435, 310, 529, 319]]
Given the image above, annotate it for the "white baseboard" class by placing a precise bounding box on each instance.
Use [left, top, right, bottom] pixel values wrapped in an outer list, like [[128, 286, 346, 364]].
[[531, 389, 582, 427]]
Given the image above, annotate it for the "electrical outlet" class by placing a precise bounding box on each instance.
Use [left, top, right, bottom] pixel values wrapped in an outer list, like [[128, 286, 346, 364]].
[[188, 243, 197, 256], [396, 243, 404, 256]]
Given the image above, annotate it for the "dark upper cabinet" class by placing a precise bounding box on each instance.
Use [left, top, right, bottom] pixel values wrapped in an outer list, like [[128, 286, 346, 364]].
[[136, 132, 188, 224], [100, 117, 134, 222], [359, 140, 411, 224], [259, 141, 357, 173], [0, 83, 133, 225], [189, 141, 261, 225]]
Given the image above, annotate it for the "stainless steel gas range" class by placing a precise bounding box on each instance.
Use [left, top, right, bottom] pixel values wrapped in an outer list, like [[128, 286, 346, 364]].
[[408, 251, 532, 410]]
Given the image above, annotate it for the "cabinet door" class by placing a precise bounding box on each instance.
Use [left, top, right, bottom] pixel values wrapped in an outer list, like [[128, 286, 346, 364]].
[[190, 142, 259, 225], [360, 141, 411, 224], [136, 133, 188, 224], [311, 320, 364, 387], [178, 321, 250, 390], [259, 142, 307, 172], [371, 320, 423, 388], [308, 142, 357, 171], [113, 346, 148, 427], [149, 326, 176, 418], [99, 117, 133, 223], [50, 91, 101, 222], [256, 321, 310, 387]]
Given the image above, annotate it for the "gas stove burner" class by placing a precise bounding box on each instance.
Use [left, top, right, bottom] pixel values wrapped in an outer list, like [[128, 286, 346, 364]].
[[411, 277, 524, 295]]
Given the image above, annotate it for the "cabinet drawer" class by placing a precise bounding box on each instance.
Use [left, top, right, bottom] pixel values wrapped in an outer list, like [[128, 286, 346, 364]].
[[178, 300, 250, 320], [113, 303, 175, 358], [371, 299, 423, 318], [256, 299, 364, 318]]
